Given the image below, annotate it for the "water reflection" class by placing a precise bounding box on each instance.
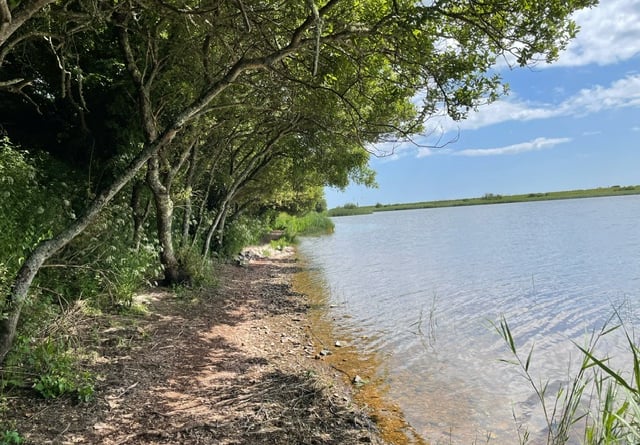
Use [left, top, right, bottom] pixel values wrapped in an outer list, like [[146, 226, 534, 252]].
[[298, 196, 640, 444]]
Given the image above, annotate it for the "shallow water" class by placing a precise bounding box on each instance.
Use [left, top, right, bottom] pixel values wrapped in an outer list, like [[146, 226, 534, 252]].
[[297, 195, 640, 444]]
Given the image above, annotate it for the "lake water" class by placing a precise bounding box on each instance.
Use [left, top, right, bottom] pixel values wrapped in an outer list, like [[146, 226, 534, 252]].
[[296, 195, 640, 444]]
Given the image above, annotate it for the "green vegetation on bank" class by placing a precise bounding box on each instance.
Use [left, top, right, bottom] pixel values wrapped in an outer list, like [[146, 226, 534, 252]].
[[275, 212, 335, 241], [0, 0, 602, 441], [328, 185, 640, 216]]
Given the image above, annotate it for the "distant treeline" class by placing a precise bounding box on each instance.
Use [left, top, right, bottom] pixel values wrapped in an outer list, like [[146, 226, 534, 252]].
[[328, 185, 640, 217]]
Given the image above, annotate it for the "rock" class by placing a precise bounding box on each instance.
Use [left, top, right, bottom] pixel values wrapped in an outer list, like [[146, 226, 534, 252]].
[[334, 340, 344, 347], [352, 375, 366, 386], [319, 349, 331, 356]]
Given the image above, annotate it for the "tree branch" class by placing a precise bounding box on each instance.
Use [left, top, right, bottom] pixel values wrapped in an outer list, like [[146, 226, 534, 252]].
[[0, 0, 56, 47]]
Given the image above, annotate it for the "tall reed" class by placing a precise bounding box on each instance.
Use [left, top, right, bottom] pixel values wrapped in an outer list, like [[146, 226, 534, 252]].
[[494, 313, 639, 445]]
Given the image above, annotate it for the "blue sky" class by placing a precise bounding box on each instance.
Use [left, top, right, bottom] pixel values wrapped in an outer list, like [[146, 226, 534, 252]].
[[326, 0, 640, 208]]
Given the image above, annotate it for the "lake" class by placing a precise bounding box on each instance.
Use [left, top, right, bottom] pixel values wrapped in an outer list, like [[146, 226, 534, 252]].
[[296, 195, 640, 444]]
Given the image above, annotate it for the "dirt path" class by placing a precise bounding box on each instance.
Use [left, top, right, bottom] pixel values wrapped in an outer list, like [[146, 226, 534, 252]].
[[6, 249, 387, 444]]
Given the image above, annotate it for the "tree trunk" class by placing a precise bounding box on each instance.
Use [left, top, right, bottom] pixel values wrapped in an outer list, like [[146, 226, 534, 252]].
[[0, 128, 180, 363], [214, 209, 229, 252], [146, 155, 185, 285], [131, 179, 152, 250], [180, 144, 198, 248], [0, 0, 56, 48], [0, 238, 57, 364], [190, 169, 217, 250], [203, 201, 227, 258], [1, 4, 319, 363]]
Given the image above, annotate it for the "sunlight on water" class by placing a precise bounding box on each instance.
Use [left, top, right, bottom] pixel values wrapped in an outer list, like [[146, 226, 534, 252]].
[[298, 195, 640, 444]]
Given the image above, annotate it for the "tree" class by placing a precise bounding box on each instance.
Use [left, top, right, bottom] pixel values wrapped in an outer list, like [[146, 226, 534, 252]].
[[1, 0, 598, 362]]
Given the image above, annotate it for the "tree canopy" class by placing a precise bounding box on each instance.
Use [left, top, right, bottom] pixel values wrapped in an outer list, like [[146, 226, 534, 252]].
[[0, 0, 598, 362]]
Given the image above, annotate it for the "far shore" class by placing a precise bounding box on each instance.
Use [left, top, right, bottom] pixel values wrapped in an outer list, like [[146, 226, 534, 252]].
[[329, 184, 640, 216]]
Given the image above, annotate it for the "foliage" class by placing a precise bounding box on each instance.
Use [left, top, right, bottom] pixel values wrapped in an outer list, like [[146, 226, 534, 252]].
[[0, 0, 600, 364], [33, 194, 161, 309], [0, 138, 77, 301], [494, 315, 640, 445], [176, 247, 218, 288], [0, 430, 24, 445], [217, 216, 270, 259], [2, 335, 95, 402], [274, 212, 335, 240]]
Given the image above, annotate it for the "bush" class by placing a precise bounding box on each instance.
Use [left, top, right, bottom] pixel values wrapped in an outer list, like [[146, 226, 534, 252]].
[[218, 215, 269, 258], [0, 430, 24, 445], [33, 196, 161, 309], [2, 336, 95, 402], [176, 246, 218, 288], [0, 138, 77, 307], [274, 212, 334, 240], [0, 138, 159, 310]]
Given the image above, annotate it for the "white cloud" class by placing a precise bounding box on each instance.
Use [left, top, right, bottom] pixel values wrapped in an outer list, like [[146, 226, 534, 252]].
[[557, 0, 640, 67], [562, 75, 640, 114], [454, 137, 572, 157], [433, 74, 640, 132], [495, 0, 640, 69], [452, 99, 558, 130], [417, 147, 434, 158]]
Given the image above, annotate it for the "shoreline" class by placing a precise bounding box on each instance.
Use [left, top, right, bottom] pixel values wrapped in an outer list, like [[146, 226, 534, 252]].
[[4, 246, 391, 444], [328, 185, 640, 216]]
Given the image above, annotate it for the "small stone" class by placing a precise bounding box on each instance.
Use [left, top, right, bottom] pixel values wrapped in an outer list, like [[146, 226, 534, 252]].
[[352, 375, 366, 386], [334, 340, 343, 347], [319, 349, 331, 356]]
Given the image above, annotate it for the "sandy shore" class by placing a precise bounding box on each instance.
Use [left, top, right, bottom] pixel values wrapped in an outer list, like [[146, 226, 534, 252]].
[[4, 247, 390, 444]]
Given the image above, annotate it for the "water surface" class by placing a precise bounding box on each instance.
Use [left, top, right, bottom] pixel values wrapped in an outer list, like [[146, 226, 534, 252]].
[[298, 196, 640, 444]]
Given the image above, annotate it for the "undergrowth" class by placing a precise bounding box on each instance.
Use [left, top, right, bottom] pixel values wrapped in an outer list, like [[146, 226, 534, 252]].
[[1, 301, 96, 403], [275, 211, 334, 241]]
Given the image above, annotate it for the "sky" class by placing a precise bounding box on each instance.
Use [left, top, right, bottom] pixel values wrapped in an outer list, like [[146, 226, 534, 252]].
[[326, 0, 640, 208]]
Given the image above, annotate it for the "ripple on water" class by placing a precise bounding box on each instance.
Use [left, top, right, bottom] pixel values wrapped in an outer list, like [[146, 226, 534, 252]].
[[299, 196, 640, 444]]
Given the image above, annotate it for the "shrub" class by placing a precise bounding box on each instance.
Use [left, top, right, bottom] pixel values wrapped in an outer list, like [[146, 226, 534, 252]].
[[2, 336, 95, 402], [0, 430, 24, 445], [177, 246, 218, 288], [0, 138, 77, 307], [218, 215, 269, 258], [274, 212, 334, 240]]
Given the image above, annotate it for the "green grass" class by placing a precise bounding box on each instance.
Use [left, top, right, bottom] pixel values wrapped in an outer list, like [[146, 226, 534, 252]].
[[327, 207, 374, 217], [328, 185, 640, 216], [274, 211, 335, 240]]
